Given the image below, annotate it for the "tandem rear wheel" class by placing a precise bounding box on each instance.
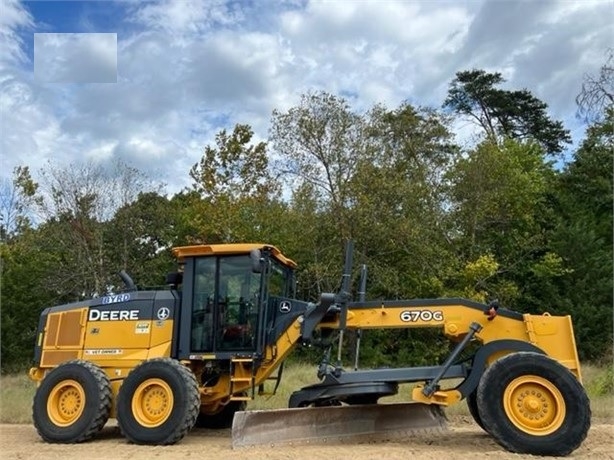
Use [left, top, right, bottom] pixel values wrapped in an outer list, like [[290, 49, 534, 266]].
[[116, 358, 200, 445], [476, 352, 591, 456], [32, 360, 112, 443]]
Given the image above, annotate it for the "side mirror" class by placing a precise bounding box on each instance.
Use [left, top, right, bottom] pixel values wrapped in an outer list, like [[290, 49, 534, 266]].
[[250, 249, 262, 273]]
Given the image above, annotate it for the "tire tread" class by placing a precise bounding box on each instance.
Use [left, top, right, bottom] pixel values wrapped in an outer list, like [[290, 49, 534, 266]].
[[476, 352, 590, 456], [117, 358, 200, 445], [33, 359, 112, 443]]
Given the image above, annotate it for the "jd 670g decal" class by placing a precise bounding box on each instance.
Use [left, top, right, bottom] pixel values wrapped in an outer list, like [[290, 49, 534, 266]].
[[400, 310, 444, 322]]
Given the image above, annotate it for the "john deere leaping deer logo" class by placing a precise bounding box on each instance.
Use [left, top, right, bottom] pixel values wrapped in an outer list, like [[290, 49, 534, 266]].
[[279, 301, 292, 313], [156, 307, 170, 321]]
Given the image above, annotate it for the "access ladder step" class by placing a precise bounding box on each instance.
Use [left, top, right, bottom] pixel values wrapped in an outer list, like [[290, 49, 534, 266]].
[[229, 357, 257, 401]]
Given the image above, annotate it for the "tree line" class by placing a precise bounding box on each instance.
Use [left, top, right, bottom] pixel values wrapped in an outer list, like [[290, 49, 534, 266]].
[[1, 66, 612, 372]]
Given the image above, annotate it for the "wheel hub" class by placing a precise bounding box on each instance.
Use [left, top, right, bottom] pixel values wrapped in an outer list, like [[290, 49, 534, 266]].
[[60, 389, 81, 414], [143, 387, 167, 415], [47, 379, 86, 426], [504, 375, 565, 435], [132, 378, 174, 427]]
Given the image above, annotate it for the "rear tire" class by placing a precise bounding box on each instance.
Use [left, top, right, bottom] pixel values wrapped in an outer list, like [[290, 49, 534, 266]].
[[117, 358, 200, 445], [477, 352, 590, 456], [32, 360, 111, 443]]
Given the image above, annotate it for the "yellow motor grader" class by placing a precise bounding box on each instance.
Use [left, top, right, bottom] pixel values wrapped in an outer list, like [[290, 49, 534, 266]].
[[29, 242, 590, 456]]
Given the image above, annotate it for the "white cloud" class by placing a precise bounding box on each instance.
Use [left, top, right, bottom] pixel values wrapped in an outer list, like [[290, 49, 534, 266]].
[[34, 33, 117, 83], [0, 0, 610, 195], [1, 73, 70, 169], [277, 1, 473, 109], [129, 0, 246, 35], [125, 137, 166, 160], [183, 31, 275, 102], [85, 141, 118, 162], [0, 0, 33, 69]]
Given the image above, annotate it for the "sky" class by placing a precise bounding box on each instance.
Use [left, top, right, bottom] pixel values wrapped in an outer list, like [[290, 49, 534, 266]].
[[1, 0, 612, 195]]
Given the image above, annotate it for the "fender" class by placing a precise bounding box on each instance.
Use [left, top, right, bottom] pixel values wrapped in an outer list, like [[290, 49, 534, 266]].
[[455, 339, 545, 398]]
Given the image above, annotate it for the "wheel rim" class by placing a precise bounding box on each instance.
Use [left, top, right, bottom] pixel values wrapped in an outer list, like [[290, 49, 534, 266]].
[[131, 378, 174, 427], [503, 375, 566, 435], [47, 379, 86, 427]]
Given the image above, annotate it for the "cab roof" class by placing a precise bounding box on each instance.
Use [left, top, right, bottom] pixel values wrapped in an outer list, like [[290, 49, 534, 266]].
[[172, 243, 297, 268]]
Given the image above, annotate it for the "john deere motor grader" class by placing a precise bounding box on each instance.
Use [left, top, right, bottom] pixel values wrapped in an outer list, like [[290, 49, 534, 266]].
[[29, 242, 590, 456]]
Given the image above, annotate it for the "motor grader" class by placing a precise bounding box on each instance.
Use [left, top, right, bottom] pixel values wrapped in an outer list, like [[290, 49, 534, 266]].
[[29, 242, 590, 456]]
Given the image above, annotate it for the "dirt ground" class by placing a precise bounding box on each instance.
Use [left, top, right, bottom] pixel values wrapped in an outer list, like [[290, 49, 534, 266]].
[[0, 416, 612, 460]]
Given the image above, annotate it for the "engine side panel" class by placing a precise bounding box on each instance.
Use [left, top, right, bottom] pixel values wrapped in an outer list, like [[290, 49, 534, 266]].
[[34, 290, 178, 370]]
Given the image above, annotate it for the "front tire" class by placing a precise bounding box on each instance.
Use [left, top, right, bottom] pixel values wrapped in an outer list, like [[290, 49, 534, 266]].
[[466, 389, 488, 432], [32, 360, 111, 443], [477, 352, 590, 456], [117, 358, 200, 445]]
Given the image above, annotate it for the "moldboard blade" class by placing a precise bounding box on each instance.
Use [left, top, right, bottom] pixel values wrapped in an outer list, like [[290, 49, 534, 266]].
[[231, 402, 447, 448]]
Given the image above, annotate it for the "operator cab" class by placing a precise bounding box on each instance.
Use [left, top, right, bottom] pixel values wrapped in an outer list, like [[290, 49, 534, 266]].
[[171, 244, 297, 359]]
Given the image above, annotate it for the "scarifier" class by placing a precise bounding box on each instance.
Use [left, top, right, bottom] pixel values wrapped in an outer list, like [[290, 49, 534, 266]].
[[29, 242, 590, 456]]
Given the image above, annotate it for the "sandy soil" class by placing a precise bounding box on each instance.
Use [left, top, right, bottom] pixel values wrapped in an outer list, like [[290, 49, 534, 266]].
[[1, 417, 612, 460]]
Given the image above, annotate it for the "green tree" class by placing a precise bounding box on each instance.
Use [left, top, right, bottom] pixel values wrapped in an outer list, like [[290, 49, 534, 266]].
[[549, 108, 613, 360], [349, 103, 458, 299], [35, 161, 116, 296], [444, 69, 571, 154], [1, 228, 61, 372], [189, 124, 276, 200], [284, 182, 340, 300], [271, 91, 365, 241], [31, 160, 158, 297], [185, 124, 284, 245], [0, 166, 41, 240], [342, 104, 465, 368], [272, 96, 464, 366], [446, 139, 554, 307], [106, 191, 177, 288], [0, 168, 62, 371]]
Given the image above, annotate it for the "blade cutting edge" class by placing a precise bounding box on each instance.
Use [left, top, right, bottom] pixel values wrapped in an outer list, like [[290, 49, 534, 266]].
[[231, 402, 448, 448]]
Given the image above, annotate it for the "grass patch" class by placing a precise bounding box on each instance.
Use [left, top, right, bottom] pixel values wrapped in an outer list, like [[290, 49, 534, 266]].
[[0, 373, 35, 424], [1, 361, 611, 424], [247, 362, 318, 410], [582, 363, 614, 421]]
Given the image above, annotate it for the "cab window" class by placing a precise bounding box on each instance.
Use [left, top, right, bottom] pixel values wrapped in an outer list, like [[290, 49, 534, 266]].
[[217, 255, 261, 351]]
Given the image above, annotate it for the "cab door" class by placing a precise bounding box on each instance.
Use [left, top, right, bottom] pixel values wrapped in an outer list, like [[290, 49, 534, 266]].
[[184, 254, 261, 356], [215, 255, 260, 351]]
